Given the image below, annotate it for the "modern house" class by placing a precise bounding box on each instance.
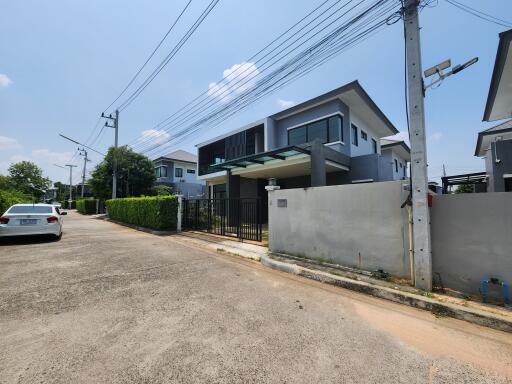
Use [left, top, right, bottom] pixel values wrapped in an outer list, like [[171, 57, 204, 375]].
[[153, 150, 206, 197], [196, 81, 409, 207]]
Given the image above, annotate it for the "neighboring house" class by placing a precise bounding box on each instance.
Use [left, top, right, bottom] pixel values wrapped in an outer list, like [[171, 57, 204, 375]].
[[153, 150, 206, 197], [196, 81, 408, 208], [474, 120, 512, 192], [380, 139, 410, 181]]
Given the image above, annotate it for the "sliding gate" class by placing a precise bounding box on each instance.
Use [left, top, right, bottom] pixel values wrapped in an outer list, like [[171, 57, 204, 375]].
[[182, 198, 262, 241]]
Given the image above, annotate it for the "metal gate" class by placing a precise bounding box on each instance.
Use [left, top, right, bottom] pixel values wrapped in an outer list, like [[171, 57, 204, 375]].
[[182, 198, 262, 241]]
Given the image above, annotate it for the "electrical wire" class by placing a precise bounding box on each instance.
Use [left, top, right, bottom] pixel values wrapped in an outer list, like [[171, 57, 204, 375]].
[[102, 0, 193, 114], [444, 0, 512, 28]]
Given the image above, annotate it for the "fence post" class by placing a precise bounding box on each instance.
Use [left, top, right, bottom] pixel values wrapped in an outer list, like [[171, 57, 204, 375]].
[[177, 195, 183, 232]]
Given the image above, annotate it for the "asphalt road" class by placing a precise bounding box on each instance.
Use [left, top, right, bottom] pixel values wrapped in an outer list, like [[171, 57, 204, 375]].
[[1, 212, 512, 384]]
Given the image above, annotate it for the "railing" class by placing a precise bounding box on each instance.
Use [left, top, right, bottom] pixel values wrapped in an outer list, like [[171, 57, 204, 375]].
[[182, 198, 262, 242]]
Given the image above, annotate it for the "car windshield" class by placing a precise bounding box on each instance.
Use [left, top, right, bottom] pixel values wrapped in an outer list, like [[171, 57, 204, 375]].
[[8, 206, 53, 214]]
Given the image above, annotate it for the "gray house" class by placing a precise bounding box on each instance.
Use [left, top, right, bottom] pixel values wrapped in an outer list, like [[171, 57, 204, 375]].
[[196, 81, 409, 207], [153, 150, 206, 197]]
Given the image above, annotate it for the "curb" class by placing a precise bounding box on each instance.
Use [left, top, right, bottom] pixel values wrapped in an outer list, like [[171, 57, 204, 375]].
[[102, 218, 176, 236], [261, 255, 512, 333]]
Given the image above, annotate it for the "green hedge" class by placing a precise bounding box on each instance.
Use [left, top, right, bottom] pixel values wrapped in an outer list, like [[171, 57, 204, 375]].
[[61, 200, 76, 209], [106, 195, 178, 230], [0, 190, 31, 214], [76, 198, 97, 214]]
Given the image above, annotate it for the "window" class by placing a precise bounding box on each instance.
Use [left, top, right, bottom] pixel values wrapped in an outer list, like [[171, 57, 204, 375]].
[[8, 206, 52, 214], [154, 166, 167, 178], [394, 159, 398, 173], [399, 162, 403, 168], [288, 115, 343, 146], [404, 164, 407, 177], [351, 124, 358, 146], [175, 167, 183, 178], [361, 130, 368, 141], [371, 138, 377, 154], [187, 169, 196, 174]]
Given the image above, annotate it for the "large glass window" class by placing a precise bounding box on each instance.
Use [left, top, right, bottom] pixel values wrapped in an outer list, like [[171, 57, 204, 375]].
[[154, 166, 167, 178], [288, 115, 343, 146], [175, 168, 183, 178], [351, 124, 358, 146]]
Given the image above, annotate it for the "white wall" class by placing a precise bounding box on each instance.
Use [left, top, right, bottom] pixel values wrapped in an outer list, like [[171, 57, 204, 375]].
[[350, 112, 380, 157], [268, 181, 411, 278], [172, 161, 203, 184]]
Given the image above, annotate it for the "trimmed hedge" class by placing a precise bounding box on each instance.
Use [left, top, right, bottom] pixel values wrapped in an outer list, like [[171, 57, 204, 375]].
[[0, 190, 31, 215], [77, 198, 97, 214], [106, 195, 178, 230], [61, 200, 76, 209]]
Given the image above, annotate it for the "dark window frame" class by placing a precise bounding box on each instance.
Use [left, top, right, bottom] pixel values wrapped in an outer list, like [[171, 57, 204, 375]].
[[371, 138, 377, 154], [351, 124, 358, 146], [394, 159, 398, 173], [186, 169, 196, 174], [154, 166, 167, 178], [175, 167, 183, 178], [287, 114, 343, 146], [361, 130, 368, 141]]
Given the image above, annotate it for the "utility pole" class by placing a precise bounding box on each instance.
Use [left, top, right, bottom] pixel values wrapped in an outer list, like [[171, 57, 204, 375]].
[[403, 0, 432, 291], [102, 110, 119, 199], [65, 164, 77, 205], [78, 148, 90, 198]]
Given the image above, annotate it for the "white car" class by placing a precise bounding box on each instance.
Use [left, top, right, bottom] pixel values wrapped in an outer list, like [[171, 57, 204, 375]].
[[0, 204, 66, 239]]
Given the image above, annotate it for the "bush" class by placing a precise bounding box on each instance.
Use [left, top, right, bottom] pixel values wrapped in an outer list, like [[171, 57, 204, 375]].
[[0, 190, 31, 214], [61, 200, 76, 209], [76, 198, 97, 214], [106, 195, 178, 230]]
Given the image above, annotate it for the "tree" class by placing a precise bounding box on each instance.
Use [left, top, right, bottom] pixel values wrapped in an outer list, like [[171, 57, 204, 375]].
[[8, 161, 51, 198], [152, 185, 174, 196], [454, 183, 474, 194], [89, 146, 155, 200], [0, 175, 13, 190]]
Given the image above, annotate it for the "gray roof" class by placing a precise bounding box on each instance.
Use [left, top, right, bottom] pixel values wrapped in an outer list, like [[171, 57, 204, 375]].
[[380, 138, 411, 161], [156, 150, 197, 163], [475, 119, 512, 156]]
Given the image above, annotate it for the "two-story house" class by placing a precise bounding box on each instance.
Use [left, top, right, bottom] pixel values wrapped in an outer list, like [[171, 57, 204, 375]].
[[196, 81, 409, 210], [153, 150, 206, 197]]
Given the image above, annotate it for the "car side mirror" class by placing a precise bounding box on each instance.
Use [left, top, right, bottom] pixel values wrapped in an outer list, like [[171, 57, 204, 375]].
[[61, 211, 67, 215]]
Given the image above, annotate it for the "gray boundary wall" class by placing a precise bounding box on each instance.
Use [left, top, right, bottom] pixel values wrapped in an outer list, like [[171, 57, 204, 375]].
[[268, 181, 411, 278], [431, 193, 512, 295]]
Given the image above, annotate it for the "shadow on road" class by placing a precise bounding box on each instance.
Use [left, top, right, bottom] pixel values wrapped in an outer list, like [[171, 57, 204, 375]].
[[0, 234, 61, 246]]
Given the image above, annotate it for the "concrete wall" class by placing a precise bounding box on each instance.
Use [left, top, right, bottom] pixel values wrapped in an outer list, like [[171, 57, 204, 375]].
[[431, 193, 512, 296], [268, 181, 411, 277]]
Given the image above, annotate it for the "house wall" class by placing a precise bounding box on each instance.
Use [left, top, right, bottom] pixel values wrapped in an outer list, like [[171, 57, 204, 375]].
[[272, 99, 351, 156], [486, 140, 512, 192], [154, 159, 174, 184], [431, 193, 512, 296], [349, 112, 381, 157], [172, 161, 202, 184], [268, 181, 411, 278], [381, 149, 408, 181]]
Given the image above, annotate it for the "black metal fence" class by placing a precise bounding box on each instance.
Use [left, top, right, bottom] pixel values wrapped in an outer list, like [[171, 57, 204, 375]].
[[182, 198, 262, 241]]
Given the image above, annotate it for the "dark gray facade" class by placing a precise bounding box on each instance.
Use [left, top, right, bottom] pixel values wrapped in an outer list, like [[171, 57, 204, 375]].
[[485, 140, 512, 192]]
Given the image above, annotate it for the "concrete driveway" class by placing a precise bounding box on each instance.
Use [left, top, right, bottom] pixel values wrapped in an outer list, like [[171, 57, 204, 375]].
[[1, 212, 512, 383]]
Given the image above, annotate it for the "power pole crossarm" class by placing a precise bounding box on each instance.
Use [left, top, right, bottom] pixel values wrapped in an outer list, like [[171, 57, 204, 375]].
[[403, 0, 432, 291]]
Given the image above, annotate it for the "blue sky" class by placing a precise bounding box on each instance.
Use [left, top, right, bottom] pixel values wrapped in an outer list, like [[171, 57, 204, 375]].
[[0, 0, 510, 184]]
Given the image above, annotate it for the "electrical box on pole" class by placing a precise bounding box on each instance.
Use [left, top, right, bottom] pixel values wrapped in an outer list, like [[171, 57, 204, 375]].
[[403, 0, 432, 291]]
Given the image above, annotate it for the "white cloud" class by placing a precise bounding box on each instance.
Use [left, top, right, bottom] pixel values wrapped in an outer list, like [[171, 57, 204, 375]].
[[0, 74, 13, 88], [141, 129, 171, 145], [31, 149, 74, 165], [0, 136, 21, 150], [277, 99, 296, 109], [208, 62, 259, 102], [429, 132, 443, 142]]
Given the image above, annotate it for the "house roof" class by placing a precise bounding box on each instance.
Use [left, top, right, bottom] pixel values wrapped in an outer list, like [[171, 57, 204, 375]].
[[474, 119, 512, 156], [196, 80, 399, 148], [154, 149, 197, 163], [380, 139, 411, 161], [483, 29, 512, 122], [271, 80, 399, 137]]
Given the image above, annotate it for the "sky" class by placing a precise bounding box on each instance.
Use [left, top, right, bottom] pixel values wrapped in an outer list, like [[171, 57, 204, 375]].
[[0, 0, 511, 185]]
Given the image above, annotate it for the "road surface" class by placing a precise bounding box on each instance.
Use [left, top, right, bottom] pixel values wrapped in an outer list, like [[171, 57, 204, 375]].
[[1, 212, 511, 383]]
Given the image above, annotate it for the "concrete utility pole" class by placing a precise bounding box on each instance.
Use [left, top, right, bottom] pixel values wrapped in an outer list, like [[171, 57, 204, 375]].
[[403, 0, 432, 291], [79, 148, 90, 198], [102, 110, 119, 199], [65, 164, 77, 205]]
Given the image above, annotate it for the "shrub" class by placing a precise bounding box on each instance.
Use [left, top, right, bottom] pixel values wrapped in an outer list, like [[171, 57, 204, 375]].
[[61, 200, 76, 209], [106, 195, 178, 230], [0, 190, 31, 214], [76, 198, 97, 214]]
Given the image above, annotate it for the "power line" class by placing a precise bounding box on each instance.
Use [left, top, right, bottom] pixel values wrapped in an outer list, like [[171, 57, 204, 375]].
[[444, 0, 512, 28], [133, 0, 399, 156], [131, 0, 397, 154], [116, 0, 220, 112], [102, 0, 193, 114]]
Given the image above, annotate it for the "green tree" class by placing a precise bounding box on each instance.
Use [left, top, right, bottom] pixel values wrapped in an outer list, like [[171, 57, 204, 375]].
[[454, 183, 474, 194], [89, 146, 155, 200], [8, 161, 51, 198], [0, 175, 13, 191]]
